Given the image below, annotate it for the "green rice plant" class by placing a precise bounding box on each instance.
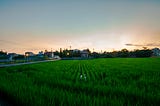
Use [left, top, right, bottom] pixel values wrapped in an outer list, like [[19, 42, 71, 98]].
[[0, 58, 160, 105]]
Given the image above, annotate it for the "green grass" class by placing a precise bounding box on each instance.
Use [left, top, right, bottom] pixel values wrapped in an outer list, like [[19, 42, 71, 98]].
[[0, 58, 160, 106]]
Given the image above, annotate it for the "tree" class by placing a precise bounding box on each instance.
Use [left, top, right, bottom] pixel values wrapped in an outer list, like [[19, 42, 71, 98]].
[[134, 49, 152, 57], [0, 50, 7, 56], [0, 50, 7, 59], [117, 49, 129, 57]]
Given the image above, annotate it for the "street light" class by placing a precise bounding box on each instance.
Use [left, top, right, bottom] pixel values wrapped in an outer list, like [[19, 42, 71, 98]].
[[67, 52, 69, 56], [25, 54, 29, 62]]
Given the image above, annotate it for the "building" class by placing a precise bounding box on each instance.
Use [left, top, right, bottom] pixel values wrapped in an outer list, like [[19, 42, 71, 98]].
[[38, 51, 44, 57], [25, 52, 34, 56], [8, 53, 18, 61], [44, 51, 54, 58], [152, 48, 160, 56], [54, 55, 60, 59], [80, 49, 89, 58], [73, 49, 80, 53]]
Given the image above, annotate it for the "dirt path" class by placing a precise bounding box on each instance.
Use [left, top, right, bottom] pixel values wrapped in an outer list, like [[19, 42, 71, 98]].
[[0, 59, 60, 68]]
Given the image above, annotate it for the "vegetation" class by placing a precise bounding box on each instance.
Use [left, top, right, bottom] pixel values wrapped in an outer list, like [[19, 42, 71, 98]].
[[95, 49, 153, 58], [0, 58, 160, 106], [54, 48, 153, 58], [0, 50, 7, 59]]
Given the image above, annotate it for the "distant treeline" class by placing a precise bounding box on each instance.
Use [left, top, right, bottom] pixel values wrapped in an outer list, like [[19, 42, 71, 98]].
[[55, 48, 153, 58], [0, 48, 155, 60], [95, 49, 153, 58]]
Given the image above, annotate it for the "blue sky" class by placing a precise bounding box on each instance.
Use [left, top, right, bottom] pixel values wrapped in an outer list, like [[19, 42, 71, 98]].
[[0, 0, 160, 53]]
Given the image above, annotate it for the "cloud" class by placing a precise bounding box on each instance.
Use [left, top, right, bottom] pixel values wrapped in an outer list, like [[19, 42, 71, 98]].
[[125, 43, 160, 47], [125, 44, 142, 46]]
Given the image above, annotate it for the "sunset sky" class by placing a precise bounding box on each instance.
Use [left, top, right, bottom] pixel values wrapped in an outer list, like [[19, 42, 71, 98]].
[[0, 0, 160, 54]]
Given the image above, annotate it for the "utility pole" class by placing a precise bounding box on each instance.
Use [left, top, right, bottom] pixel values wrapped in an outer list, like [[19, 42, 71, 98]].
[[69, 46, 72, 57], [51, 48, 54, 58]]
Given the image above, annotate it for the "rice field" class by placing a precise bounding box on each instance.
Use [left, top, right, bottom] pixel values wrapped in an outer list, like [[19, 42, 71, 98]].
[[0, 58, 160, 106]]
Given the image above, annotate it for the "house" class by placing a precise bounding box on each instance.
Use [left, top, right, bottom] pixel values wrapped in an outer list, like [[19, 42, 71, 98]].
[[44, 51, 54, 58], [73, 49, 80, 53], [54, 55, 60, 59], [7, 53, 18, 61], [25, 52, 34, 56], [80, 49, 90, 58], [38, 51, 44, 57], [152, 48, 160, 56]]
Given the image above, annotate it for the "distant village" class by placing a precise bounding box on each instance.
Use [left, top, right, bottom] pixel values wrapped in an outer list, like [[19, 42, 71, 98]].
[[0, 47, 160, 62]]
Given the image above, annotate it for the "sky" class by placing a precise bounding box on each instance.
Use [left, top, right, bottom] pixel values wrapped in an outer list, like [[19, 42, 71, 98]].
[[0, 0, 160, 54]]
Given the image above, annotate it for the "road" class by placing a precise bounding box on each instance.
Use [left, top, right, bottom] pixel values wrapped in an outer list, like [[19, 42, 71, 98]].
[[0, 59, 60, 68]]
